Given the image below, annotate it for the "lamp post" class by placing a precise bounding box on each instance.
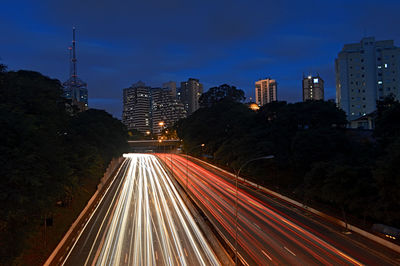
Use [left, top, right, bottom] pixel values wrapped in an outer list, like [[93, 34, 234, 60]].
[[185, 143, 205, 190], [234, 155, 274, 266], [158, 121, 165, 152]]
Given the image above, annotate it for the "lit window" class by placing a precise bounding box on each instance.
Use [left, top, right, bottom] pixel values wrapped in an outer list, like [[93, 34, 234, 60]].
[[313, 78, 319, 83], [378, 81, 383, 84], [378, 66, 382, 69]]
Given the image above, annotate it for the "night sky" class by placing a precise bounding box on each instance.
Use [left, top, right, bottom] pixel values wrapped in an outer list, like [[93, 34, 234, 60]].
[[1, 0, 399, 118]]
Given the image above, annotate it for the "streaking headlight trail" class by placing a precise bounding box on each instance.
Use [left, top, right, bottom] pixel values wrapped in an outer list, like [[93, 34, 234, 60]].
[[63, 153, 219, 266]]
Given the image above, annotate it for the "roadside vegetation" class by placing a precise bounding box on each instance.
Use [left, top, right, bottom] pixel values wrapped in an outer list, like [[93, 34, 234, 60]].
[[0, 65, 129, 264], [175, 84, 400, 230]]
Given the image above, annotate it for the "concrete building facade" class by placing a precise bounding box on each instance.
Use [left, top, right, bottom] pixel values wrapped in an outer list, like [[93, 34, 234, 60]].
[[255, 78, 277, 106], [123, 82, 186, 136], [151, 88, 186, 135], [303, 75, 324, 101], [122, 81, 151, 134], [180, 78, 203, 115], [162, 81, 177, 99], [336, 37, 400, 120]]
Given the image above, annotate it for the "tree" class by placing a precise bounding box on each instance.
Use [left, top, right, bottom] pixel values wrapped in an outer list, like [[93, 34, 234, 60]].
[[304, 162, 374, 229], [373, 137, 400, 227], [0, 70, 73, 262], [198, 84, 245, 108], [291, 127, 350, 175], [66, 109, 128, 180], [374, 95, 400, 147], [0, 69, 129, 264], [177, 101, 255, 156]]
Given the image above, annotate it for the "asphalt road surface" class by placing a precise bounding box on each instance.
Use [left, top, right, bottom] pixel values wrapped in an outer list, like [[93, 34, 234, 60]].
[[157, 153, 400, 265], [62, 153, 219, 266]]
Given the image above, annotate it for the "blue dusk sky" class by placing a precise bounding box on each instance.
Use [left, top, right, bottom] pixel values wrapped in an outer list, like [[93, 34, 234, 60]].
[[1, 0, 400, 118]]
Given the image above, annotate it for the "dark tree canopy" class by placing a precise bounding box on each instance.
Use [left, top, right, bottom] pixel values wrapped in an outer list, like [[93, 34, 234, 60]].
[[0, 69, 129, 264], [374, 95, 400, 147], [177, 98, 400, 228], [198, 84, 245, 108]]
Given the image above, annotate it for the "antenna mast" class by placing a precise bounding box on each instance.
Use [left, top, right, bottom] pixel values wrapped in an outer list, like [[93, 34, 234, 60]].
[[72, 27, 77, 81]]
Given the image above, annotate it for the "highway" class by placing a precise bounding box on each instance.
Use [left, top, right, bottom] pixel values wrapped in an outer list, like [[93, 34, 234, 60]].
[[157, 153, 400, 265], [62, 153, 219, 266]]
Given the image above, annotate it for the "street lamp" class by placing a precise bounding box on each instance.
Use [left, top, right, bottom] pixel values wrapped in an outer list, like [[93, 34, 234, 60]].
[[234, 155, 274, 266], [158, 122, 165, 152], [185, 143, 205, 190]]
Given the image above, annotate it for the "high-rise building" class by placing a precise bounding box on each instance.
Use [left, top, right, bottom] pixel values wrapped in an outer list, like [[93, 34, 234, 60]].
[[336, 37, 400, 120], [63, 27, 88, 112], [255, 78, 277, 106], [176, 86, 182, 102], [122, 81, 151, 134], [123, 82, 186, 136], [151, 88, 186, 135], [303, 74, 324, 101], [180, 78, 203, 115], [162, 81, 177, 99]]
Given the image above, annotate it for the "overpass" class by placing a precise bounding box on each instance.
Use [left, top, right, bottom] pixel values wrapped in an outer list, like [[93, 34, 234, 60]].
[[127, 139, 182, 153]]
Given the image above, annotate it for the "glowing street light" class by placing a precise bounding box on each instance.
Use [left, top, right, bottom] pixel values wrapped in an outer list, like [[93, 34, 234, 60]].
[[234, 155, 274, 266]]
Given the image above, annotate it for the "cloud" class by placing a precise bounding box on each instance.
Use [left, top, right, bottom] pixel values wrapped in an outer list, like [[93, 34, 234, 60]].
[[2, 0, 400, 117]]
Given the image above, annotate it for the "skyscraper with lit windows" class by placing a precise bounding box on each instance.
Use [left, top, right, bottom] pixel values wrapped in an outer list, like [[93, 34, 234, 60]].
[[122, 81, 151, 134], [336, 37, 400, 120], [255, 78, 277, 106], [303, 75, 324, 101], [180, 78, 203, 115]]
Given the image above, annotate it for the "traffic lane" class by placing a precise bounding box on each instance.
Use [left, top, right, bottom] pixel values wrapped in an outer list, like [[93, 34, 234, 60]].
[[160, 155, 261, 265], [165, 154, 317, 265], [186, 156, 351, 265], [187, 155, 400, 265], [96, 157, 141, 265], [159, 154, 365, 265], [147, 157, 201, 265], [159, 154, 300, 265], [64, 154, 219, 265], [151, 155, 220, 265], [62, 158, 130, 265], [128, 154, 218, 265]]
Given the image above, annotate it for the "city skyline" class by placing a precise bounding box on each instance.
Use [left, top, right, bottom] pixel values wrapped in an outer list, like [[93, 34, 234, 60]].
[[2, 0, 400, 118], [2, 1, 400, 265]]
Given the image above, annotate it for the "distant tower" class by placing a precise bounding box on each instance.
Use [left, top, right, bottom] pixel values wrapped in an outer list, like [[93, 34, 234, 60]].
[[303, 74, 324, 101], [63, 27, 88, 111], [255, 78, 277, 106], [180, 78, 203, 115]]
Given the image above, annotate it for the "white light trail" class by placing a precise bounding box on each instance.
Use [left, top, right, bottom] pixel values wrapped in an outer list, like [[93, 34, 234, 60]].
[[90, 153, 219, 265]]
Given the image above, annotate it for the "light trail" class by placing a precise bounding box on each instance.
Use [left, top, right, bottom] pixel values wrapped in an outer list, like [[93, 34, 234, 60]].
[[157, 154, 370, 265], [63, 153, 219, 266]]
